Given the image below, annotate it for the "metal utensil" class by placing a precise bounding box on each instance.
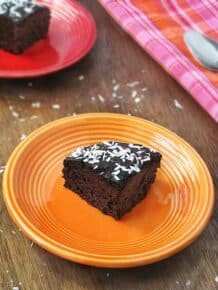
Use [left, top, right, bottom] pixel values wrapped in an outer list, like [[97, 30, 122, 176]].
[[184, 29, 218, 72]]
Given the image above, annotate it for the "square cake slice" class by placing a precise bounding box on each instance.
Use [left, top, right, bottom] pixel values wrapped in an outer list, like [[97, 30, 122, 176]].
[[0, 0, 50, 54], [63, 141, 162, 220]]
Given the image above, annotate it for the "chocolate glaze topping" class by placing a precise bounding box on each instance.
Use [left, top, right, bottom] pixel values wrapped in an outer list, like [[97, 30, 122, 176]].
[[67, 141, 160, 185]]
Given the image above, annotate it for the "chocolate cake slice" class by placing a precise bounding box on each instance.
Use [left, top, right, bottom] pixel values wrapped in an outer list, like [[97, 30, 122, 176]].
[[63, 141, 162, 220], [0, 0, 50, 54]]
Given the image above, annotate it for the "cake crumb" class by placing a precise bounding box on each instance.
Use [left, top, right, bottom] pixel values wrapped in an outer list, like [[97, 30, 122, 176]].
[[6, 270, 9, 274], [113, 84, 120, 91], [11, 230, 16, 235], [131, 90, 137, 98], [185, 280, 191, 286], [174, 99, 183, 110], [106, 272, 110, 277], [30, 115, 38, 120], [19, 95, 25, 100], [127, 81, 140, 88], [98, 95, 105, 103], [11, 111, 19, 118], [52, 104, 60, 110], [0, 229, 3, 233], [113, 104, 120, 108], [18, 282, 22, 286], [215, 276, 218, 282], [135, 97, 141, 103], [31, 102, 41, 108], [78, 75, 85, 81]]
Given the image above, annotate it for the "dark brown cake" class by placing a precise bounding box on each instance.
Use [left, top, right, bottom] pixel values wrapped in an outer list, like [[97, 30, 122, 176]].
[[0, 0, 50, 54], [63, 141, 162, 220]]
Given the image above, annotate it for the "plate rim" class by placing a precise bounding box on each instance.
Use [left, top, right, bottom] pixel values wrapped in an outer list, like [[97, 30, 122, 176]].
[[0, 0, 97, 79], [3, 113, 215, 268]]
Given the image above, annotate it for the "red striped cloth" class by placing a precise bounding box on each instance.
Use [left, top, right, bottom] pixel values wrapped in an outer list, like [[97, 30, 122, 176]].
[[99, 0, 218, 121]]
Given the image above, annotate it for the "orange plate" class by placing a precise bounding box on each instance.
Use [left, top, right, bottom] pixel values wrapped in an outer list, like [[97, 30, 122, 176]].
[[3, 113, 214, 268]]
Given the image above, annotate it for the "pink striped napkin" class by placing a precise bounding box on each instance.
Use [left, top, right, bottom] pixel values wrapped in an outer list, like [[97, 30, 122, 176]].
[[99, 0, 218, 121]]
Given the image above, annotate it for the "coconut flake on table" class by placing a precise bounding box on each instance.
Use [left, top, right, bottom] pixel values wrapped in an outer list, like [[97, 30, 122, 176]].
[[113, 104, 120, 108], [52, 104, 60, 110], [9, 105, 13, 111], [185, 280, 191, 286], [19, 118, 25, 122], [31, 102, 41, 108], [18, 95, 25, 100], [11, 111, 19, 118], [215, 276, 218, 283], [174, 99, 183, 110], [30, 115, 38, 120], [11, 230, 16, 235], [98, 95, 105, 103], [118, 95, 123, 99], [113, 84, 120, 91], [112, 92, 117, 98], [91, 96, 96, 102], [20, 134, 26, 141], [78, 75, 85, 81], [134, 97, 141, 103], [127, 81, 140, 88], [141, 87, 148, 92], [0, 165, 5, 174], [106, 272, 110, 277], [131, 90, 137, 98], [112, 79, 116, 84]]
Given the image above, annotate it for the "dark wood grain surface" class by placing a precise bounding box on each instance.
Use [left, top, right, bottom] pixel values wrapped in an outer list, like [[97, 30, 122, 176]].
[[0, 1, 217, 290]]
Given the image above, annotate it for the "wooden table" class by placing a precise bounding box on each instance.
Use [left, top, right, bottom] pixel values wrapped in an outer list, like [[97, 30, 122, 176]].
[[0, 1, 217, 290]]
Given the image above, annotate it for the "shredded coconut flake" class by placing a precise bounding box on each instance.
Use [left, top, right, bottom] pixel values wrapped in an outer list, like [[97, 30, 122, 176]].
[[185, 280, 191, 286], [98, 95, 105, 103], [30, 242, 34, 248], [215, 276, 218, 283], [78, 75, 85, 80], [127, 81, 140, 88], [9, 105, 13, 111], [135, 97, 141, 103], [19, 95, 25, 100], [112, 93, 117, 98], [113, 104, 120, 108], [106, 272, 110, 277], [31, 102, 41, 108], [141, 87, 148, 92], [52, 104, 60, 110], [30, 115, 38, 120], [11, 111, 19, 118], [174, 99, 183, 110], [113, 84, 120, 91], [20, 134, 26, 141], [131, 90, 137, 98], [91, 96, 96, 102], [112, 79, 116, 84], [11, 230, 16, 235]]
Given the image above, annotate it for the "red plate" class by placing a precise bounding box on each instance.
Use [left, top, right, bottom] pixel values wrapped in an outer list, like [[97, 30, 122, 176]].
[[0, 0, 96, 78]]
